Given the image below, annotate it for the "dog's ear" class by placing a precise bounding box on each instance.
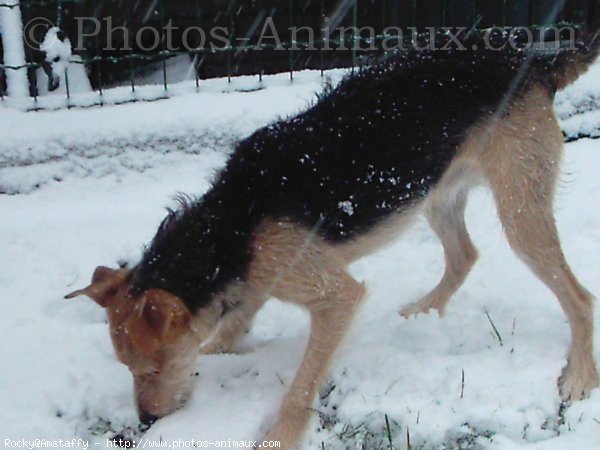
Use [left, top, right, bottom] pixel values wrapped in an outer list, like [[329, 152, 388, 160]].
[[64, 266, 122, 307], [124, 290, 192, 356]]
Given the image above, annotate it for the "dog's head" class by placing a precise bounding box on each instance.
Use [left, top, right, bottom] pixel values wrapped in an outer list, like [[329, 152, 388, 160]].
[[66, 266, 200, 426]]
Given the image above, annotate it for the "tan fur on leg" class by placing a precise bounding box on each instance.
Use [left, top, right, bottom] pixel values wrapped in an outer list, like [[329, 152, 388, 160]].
[[200, 293, 266, 355], [481, 88, 598, 401], [248, 220, 366, 449], [401, 182, 478, 317]]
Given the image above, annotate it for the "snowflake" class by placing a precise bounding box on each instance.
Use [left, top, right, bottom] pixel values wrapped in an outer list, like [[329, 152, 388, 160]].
[[338, 200, 355, 216]]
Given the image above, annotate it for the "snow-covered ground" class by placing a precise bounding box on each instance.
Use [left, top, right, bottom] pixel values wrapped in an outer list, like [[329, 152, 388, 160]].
[[0, 69, 346, 194], [1, 61, 599, 194], [0, 64, 599, 450]]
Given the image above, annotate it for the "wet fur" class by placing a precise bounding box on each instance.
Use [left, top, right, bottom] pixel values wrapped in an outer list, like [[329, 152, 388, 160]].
[[131, 29, 592, 311], [71, 13, 600, 450], [238, 83, 597, 448]]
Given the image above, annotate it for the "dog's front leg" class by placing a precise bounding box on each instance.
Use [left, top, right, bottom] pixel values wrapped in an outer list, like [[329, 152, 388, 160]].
[[200, 295, 266, 355], [261, 277, 365, 449]]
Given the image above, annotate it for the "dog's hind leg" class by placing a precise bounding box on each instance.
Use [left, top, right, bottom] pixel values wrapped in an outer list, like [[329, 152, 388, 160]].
[[400, 186, 478, 318], [485, 99, 598, 402], [249, 220, 366, 449]]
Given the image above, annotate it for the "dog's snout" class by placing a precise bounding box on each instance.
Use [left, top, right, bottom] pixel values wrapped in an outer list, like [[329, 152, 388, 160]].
[[139, 412, 159, 428]]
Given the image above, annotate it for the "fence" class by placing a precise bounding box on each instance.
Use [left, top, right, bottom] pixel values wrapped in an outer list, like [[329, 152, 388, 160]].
[[0, 0, 595, 110]]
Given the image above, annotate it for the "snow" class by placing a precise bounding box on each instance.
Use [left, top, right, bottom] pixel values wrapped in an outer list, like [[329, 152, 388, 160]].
[[555, 63, 600, 141], [338, 200, 355, 216], [40, 27, 72, 79], [0, 69, 346, 194], [132, 54, 197, 87], [35, 54, 93, 97], [2, 138, 600, 449], [0, 61, 597, 195], [0, 0, 29, 98], [0, 61, 599, 449], [35, 27, 92, 97]]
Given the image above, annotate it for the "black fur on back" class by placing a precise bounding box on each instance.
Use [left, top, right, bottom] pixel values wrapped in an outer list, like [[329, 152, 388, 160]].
[[131, 30, 576, 312]]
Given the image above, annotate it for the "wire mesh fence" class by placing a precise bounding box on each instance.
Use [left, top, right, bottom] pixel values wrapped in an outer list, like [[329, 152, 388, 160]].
[[0, 0, 595, 110]]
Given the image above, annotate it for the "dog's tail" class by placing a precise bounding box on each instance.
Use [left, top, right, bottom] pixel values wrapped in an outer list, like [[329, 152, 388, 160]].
[[553, 0, 600, 90]]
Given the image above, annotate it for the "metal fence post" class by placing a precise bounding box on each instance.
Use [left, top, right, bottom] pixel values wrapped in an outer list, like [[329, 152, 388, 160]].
[[160, 0, 168, 92], [352, 0, 357, 72], [64, 67, 71, 108], [227, 0, 235, 83], [56, 0, 63, 28], [289, 0, 294, 81]]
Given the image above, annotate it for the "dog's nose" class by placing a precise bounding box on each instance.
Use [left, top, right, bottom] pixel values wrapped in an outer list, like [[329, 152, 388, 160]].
[[139, 412, 159, 428]]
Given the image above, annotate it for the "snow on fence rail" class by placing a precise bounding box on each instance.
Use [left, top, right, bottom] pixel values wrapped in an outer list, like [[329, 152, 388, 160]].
[[0, 0, 594, 111]]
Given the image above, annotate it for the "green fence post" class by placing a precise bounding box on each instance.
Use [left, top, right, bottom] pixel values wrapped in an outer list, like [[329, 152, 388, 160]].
[[32, 68, 38, 106], [320, 0, 325, 76], [127, 5, 136, 96], [97, 63, 104, 107], [64, 67, 71, 108], [442, 0, 448, 27], [94, 10, 105, 107], [289, 0, 294, 81], [352, 0, 357, 73], [56, 0, 63, 28], [160, 0, 168, 92], [227, 0, 235, 83], [195, 0, 202, 90]]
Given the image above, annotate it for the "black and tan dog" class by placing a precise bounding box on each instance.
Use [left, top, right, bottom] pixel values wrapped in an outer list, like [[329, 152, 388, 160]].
[[67, 11, 600, 450]]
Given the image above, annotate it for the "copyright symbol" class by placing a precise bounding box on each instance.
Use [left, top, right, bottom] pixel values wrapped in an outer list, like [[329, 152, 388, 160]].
[[23, 17, 55, 50]]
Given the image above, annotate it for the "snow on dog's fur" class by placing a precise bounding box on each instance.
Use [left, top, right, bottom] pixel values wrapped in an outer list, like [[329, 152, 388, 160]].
[[67, 9, 600, 449]]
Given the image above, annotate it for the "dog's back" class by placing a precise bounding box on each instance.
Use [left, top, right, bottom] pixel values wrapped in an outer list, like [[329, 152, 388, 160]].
[[132, 24, 599, 311], [74, 10, 600, 450], [222, 35, 577, 238]]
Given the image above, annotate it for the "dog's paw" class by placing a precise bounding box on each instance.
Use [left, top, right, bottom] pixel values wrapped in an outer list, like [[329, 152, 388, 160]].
[[199, 342, 230, 355], [257, 413, 304, 450], [259, 429, 294, 450], [399, 301, 444, 319], [558, 360, 599, 403], [199, 338, 242, 355]]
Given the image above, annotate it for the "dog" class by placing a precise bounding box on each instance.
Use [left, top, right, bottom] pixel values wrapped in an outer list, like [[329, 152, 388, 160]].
[[66, 11, 600, 450]]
